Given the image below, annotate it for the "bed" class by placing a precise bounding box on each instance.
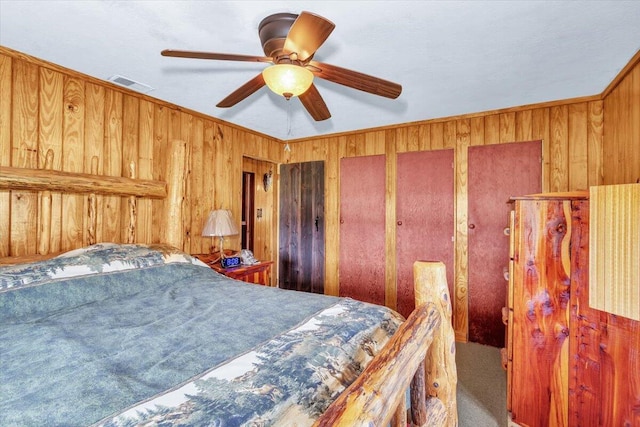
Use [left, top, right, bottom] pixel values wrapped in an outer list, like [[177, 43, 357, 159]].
[[0, 242, 399, 425], [0, 141, 457, 426]]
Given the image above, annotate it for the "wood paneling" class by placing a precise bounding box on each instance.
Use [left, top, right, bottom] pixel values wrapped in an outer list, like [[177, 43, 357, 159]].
[[11, 59, 39, 256], [0, 47, 283, 263], [287, 100, 600, 340], [603, 55, 640, 184], [103, 88, 123, 243], [0, 54, 12, 257], [38, 68, 63, 254], [137, 99, 154, 244], [1, 45, 638, 342], [61, 76, 85, 251], [242, 156, 277, 271], [84, 83, 105, 245]]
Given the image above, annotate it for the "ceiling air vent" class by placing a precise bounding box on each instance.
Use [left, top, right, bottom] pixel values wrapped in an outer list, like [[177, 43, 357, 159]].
[[107, 75, 154, 94]]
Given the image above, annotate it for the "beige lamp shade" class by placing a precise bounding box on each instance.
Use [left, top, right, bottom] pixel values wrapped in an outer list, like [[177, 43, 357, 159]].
[[262, 64, 314, 99], [202, 210, 239, 237]]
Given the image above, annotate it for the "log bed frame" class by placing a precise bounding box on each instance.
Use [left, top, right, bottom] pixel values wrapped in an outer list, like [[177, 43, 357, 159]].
[[0, 139, 457, 426]]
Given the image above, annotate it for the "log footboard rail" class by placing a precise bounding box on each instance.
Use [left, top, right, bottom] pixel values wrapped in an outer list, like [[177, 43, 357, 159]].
[[315, 261, 458, 427]]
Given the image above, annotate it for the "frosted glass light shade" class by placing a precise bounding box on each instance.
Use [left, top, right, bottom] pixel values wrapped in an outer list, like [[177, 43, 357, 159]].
[[262, 64, 313, 98], [202, 210, 239, 237]]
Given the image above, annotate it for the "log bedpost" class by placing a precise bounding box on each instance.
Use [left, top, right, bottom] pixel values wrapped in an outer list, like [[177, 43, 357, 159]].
[[311, 261, 458, 427], [127, 161, 137, 244], [87, 156, 99, 246], [414, 261, 458, 427], [313, 303, 441, 427], [38, 149, 55, 255], [164, 140, 187, 250]]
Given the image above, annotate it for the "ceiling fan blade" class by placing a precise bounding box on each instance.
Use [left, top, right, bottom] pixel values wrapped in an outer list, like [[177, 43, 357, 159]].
[[283, 11, 335, 62], [162, 49, 272, 63], [298, 84, 331, 121], [309, 60, 402, 99], [216, 73, 266, 108]]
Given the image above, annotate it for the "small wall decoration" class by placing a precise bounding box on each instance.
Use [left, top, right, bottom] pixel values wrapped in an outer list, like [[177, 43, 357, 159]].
[[263, 169, 273, 192]]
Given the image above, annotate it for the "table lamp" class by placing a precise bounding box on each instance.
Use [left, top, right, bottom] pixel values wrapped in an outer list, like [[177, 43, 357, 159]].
[[202, 209, 239, 259]]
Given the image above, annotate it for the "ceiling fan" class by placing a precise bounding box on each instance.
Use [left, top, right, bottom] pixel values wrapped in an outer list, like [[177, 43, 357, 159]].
[[161, 11, 402, 121]]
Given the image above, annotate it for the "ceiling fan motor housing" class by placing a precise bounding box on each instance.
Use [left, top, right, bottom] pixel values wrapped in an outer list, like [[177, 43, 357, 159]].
[[258, 13, 298, 59]]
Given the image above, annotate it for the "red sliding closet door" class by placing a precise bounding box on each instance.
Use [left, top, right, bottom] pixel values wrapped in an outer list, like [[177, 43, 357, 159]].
[[396, 149, 455, 318], [339, 155, 386, 306]]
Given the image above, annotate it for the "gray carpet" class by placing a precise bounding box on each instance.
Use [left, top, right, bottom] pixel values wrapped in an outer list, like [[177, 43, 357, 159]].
[[456, 342, 507, 427]]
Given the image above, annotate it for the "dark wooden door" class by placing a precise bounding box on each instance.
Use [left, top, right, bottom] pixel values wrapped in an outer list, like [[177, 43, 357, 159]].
[[396, 149, 455, 318], [279, 161, 324, 294], [339, 155, 386, 306], [468, 140, 542, 347]]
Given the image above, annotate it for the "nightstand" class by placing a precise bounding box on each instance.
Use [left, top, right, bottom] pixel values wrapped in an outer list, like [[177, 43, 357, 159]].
[[193, 253, 273, 286]]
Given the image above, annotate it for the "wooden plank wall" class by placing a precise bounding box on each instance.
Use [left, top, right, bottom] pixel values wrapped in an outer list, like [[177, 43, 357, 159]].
[[0, 46, 283, 259], [284, 100, 605, 341], [241, 156, 277, 271], [2, 45, 638, 342], [603, 51, 640, 185]]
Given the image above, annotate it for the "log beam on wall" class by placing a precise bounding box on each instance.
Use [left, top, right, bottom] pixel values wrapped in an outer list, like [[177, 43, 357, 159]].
[[0, 166, 167, 198]]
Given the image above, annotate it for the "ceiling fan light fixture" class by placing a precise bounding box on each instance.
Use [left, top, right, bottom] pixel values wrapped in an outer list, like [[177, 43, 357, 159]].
[[262, 64, 313, 99]]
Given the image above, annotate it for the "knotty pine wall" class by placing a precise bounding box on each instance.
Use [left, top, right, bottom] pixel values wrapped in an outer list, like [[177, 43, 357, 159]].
[[603, 50, 640, 185], [241, 156, 278, 269], [0, 46, 283, 260]]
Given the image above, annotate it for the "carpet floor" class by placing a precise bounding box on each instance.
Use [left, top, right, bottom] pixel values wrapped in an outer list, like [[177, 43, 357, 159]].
[[456, 341, 507, 427]]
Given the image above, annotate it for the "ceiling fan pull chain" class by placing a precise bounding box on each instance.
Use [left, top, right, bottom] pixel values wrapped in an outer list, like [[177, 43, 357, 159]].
[[287, 98, 292, 137]]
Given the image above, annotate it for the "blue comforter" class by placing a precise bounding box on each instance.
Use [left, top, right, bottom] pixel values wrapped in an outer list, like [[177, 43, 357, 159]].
[[0, 244, 402, 426]]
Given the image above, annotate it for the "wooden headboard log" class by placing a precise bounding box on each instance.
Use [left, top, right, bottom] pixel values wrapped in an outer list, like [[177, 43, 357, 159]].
[[0, 165, 166, 198], [0, 139, 187, 260]]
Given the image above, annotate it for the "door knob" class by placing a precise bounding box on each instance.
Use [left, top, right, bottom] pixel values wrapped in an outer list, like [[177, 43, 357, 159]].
[[469, 223, 476, 229]]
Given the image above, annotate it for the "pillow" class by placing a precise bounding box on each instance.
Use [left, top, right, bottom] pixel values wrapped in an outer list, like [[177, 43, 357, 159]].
[[0, 243, 208, 292]]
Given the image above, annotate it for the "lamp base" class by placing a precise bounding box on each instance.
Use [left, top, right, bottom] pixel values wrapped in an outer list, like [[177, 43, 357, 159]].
[[219, 236, 226, 259]]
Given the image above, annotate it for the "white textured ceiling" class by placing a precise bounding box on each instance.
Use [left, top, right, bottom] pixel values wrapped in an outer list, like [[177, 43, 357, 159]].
[[1, 1, 639, 140]]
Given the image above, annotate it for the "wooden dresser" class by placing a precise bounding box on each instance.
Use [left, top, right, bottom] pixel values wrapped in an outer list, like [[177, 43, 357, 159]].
[[506, 192, 640, 427]]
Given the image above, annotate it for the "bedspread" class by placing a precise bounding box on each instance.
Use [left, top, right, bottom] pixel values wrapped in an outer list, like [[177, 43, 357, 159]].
[[0, 244, 403, 426]]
